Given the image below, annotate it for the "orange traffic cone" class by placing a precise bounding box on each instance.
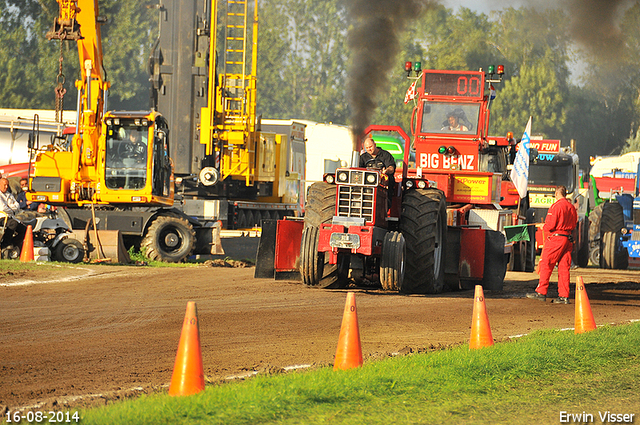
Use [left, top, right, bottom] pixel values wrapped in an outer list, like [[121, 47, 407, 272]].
[[469, 285, 494, 349], [168, 301, 205, 396], [575, 276, 596, 334], [333, 292, 363, 370], [19, 225, 34, 262]]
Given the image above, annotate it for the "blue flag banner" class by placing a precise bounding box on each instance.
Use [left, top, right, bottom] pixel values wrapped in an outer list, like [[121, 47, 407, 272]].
[[509, 117, 532, 199]]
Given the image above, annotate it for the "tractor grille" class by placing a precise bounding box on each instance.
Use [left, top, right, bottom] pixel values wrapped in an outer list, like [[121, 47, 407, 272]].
[[337, 186, 375, 222]]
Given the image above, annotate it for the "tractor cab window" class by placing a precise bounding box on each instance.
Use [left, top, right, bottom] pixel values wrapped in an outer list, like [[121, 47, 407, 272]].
[[528, 163, 575, 194], [419, 102, 480, 135], [479, 149, 507, 174], [105, 124, 149, 190]]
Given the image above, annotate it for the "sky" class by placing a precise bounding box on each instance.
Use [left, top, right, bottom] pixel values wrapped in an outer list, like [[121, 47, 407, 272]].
[[442, 0, 528, 14]]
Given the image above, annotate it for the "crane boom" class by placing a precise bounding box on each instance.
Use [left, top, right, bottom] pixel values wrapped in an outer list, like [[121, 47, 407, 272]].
[[46, 0, 110, 174]]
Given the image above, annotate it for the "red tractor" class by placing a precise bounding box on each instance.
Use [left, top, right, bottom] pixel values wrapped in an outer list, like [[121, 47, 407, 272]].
[[300, 125, 413, 291], [257, 66, 525, 293]]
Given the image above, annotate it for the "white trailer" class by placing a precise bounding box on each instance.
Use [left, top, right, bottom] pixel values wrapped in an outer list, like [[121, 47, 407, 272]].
[[292, 120, 355, 194], [0, 108, 75, 166]]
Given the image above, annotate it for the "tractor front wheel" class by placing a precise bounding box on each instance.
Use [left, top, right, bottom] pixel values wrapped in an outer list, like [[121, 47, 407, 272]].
[[54, 238, 85, 263], [300, 226, 348, 289]]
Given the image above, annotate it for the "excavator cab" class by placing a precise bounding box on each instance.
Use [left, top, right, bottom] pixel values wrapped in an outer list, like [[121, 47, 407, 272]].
[[29, 111, 173, 207], [100, 112, 173, 204]]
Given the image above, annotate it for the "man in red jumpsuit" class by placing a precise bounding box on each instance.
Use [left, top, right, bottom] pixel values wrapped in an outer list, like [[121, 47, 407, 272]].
[[526, 185, 577, 304]]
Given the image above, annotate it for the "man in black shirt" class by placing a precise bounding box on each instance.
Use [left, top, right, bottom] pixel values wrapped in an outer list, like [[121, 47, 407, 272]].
[[359, 136, 396, 208], [359, 137, 396, 175]]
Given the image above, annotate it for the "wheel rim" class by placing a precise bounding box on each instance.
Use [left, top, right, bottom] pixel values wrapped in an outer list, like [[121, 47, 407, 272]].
[[160, 227, 184, 253], [590, 246, 600, 266], [164, 232, 179, 248], [62, 245, 79, 261]]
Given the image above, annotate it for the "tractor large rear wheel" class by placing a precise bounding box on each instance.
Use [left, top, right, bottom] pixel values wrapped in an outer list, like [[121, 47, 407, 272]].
[[141, 215, 196, 263], [304, 182, 337, 228], [588, 204, 603, 266], [301, 182, 348, 288], [576, 219, 590, 268], [599, 202, 628, 269], [399, 189, 446, 294]]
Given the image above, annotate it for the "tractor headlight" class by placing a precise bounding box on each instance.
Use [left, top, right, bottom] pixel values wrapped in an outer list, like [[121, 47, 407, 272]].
[[325, 174, 335, 184], [417, 180, 427, 189], [366, 173, 376, 184], [406, 180, 414, 188], [337, 171, 348, 182]]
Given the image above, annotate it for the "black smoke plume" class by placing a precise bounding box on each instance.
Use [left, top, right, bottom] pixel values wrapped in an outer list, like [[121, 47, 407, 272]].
[[345, 0, 437, 150], [562, 0, 634, 63]]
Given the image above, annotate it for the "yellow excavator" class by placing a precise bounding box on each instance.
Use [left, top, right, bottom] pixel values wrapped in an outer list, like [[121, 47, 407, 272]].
[[27, 0, 216, 262]]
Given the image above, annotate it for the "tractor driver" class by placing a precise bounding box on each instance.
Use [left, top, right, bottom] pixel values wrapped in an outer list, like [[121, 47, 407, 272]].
[[359, 137, 396, 177], [359, 136, 396, 207], [442, 111, 469, 132]]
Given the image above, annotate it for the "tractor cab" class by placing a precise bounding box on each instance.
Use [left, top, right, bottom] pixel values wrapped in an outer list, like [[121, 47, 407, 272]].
[[405, 66, 511, 206]]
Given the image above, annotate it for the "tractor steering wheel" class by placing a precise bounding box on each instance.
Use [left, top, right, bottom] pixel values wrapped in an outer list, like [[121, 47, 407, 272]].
[[364, 158, 384, 170]]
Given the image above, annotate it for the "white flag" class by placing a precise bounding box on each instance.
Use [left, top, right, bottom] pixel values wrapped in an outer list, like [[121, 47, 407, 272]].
[[509, 117, 532, 199]]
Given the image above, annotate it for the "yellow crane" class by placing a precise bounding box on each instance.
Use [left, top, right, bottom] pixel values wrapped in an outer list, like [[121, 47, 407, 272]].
[[151, 0, 304, 229], [199, 0, 260, 188]]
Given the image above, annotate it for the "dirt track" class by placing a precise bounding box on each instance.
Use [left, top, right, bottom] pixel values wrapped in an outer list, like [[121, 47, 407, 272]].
[[1, 263, 640, 413]]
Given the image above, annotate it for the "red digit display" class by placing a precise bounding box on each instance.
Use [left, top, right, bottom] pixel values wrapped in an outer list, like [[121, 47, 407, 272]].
[[423, 72, 484, 98], [457, 77, 467, 95]]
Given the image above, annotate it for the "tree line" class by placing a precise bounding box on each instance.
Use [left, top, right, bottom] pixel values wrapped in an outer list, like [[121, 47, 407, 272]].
[[2, 0, 640, 162]]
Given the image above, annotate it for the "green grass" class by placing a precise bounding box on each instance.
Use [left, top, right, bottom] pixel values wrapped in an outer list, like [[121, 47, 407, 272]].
[[128, 247, 249, 267], [126, 247, 198, 267], [79, 323, 640, 424]]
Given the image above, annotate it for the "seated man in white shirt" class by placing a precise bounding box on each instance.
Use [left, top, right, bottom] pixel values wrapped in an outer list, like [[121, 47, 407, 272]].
[[0, 177, 27, 251]]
